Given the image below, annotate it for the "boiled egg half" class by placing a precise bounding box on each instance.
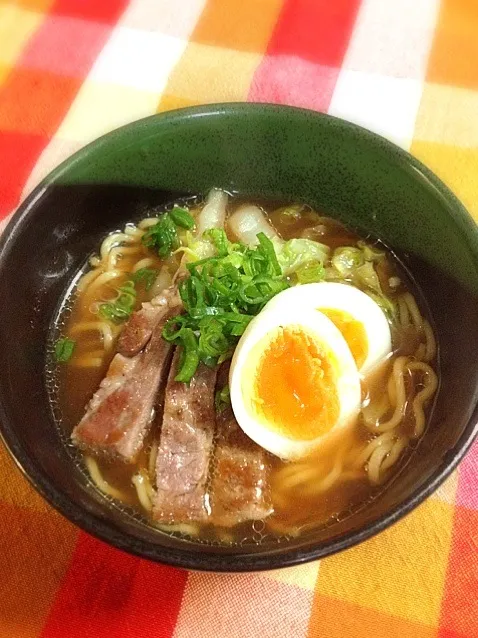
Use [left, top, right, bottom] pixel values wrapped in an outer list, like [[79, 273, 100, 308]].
[[229, 306, 362, 460], [264, 282, 392, 376], [229, 283, 392, 460]]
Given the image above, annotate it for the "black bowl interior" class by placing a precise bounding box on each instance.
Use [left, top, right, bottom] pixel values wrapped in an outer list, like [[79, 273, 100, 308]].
[[1, 106, 478, 571]]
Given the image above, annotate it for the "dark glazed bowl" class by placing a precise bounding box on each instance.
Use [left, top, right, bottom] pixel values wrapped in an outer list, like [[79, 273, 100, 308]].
[[1, 104, 478, 572]]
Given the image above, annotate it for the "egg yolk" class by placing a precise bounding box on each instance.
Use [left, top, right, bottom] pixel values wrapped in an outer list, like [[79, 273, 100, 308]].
[[251, 326, 340, 441], [319, 308, 368, 370]]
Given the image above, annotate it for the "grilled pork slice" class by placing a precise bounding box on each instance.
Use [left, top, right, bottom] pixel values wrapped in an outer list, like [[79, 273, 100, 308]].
[[153, 350, 218, 523], [72, 302, 181, 462], [210, 372, 273, 527], [117, 284, 181, 357]]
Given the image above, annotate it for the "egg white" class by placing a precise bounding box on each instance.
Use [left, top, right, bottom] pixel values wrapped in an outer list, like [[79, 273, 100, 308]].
[[229, 306, 362, 460], [263, 282, 392, 376]]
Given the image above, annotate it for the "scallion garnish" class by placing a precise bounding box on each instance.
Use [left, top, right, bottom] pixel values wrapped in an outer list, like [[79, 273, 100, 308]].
[[215, 384, 231, 412], [142, 212, 179, 258], [99, 280, 137, 324], [162, 231, 289, 382], [174, 328, 200, 383], [169, 207, 196, 230], [203, 228, 229, 257], [55, 337, 76, 363], [132, 267, 158, 291], [257, 232, 282, 276], [142, 207, 195, 258]]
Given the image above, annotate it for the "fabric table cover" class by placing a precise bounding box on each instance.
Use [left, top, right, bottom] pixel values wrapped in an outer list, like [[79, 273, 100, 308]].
[[0, 1, 477, 636]]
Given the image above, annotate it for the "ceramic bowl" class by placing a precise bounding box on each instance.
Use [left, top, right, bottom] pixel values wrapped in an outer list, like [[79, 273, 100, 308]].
[[1, 104, 478, 571]]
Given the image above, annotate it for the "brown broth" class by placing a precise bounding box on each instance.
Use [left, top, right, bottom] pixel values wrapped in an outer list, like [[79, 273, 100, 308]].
[[51, 197, 439, 545]]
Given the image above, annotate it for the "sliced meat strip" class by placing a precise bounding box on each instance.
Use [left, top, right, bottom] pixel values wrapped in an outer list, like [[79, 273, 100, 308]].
[[117, 284, 181, 357], [210, 368, 273, 527], [72, 302, 181, 462], [153, 350, 217, 523]]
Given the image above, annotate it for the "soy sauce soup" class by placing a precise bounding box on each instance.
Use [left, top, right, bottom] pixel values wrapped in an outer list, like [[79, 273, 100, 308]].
[[50, 192, 439, 544]]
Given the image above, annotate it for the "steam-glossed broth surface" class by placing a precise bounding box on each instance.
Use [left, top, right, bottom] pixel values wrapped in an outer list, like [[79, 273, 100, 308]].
[[49, 195, 439, 545]]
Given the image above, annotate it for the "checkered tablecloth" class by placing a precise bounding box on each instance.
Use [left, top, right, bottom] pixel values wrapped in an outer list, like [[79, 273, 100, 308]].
[[1, 1, 477, 636]]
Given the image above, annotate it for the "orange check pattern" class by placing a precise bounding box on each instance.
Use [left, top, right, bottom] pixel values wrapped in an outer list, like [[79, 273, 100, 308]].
[[0, 1, 477, 636]]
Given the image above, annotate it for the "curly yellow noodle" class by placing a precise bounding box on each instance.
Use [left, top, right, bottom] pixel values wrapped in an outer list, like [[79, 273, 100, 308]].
[[81, 270, 123, 307], [124, 224, 144, 239], [76, 267, 102, 293], [138, 218, 160, 229], [370, 356, 408, 433], [387, 371, 397, 406], [380, 436, 408, 473], [398, 296, 410, 327], [84, 456, 125, 500], [132, 257, 156, 273], [156, 523, 200, 536], [132, 471, 154, 512], [415, 343, 427, 360], [402, 292, 423, 330], [300, 459, 344, 495], [423, 320, 436, 362], [407, 361, 439, 438], [69, 352, 105, 368], [273, 462, 313, 482], [277, 465, 320, 491], [354, 431, 396, 469], [69, 320, 117, 351], [100, 232, 137, 262], [71, 206, 440, 535], [368, 442, 395, 484], [266, 519, 302, 537], [362, 393, 391, 427], [107, 245, 142, 271]]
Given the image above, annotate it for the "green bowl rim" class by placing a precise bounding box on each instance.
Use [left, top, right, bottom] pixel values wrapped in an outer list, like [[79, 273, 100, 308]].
[[1, 103, 477, 572]]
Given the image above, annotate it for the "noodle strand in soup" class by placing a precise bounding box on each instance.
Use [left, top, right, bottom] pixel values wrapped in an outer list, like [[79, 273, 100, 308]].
[[52, 194, 439, 545]]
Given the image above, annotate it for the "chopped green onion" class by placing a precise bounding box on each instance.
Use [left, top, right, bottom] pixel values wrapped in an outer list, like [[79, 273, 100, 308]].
[[239, 276, 288, 306], [142, 212, 179, 259], [217, 350, 234, 364], [203, 228, 229, 257], [257, 232, 282, 276], [161, 227, 293, 382], [162, 315, 188, 341], [215, 384, 231, 412], [179, 275, 206, 311], [198, 317, 230, 358], [175, 328, 200, 383], [99, 280, 136, 324], [132, 267, 157, 291], [54, 337, 76, 363], [170, 206, 196, 229], [296, 261, 325, 284]]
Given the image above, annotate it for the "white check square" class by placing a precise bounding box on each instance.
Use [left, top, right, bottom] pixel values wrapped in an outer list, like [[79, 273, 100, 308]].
[[344, 0, 439, 79], [90, 26, 186, 93], [329, 70, 423, 149]]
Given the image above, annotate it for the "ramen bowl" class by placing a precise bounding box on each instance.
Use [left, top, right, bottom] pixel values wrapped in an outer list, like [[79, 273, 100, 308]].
[[0, 104, 477, 571]]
